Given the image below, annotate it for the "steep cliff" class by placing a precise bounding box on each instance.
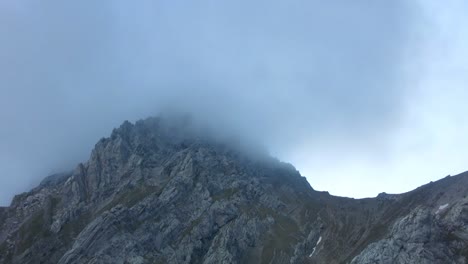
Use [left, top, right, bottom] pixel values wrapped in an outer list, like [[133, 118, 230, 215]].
[[0, 117, 467, 264]]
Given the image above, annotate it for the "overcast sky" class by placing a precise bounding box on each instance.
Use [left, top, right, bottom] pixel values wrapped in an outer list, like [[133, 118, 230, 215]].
[[0, 0, 467, 205]]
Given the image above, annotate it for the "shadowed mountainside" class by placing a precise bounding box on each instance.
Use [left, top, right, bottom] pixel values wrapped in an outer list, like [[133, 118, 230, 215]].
[[1, 117, 467, 264]]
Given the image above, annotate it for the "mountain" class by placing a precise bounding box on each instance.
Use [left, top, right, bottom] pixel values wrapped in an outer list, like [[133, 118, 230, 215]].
[[0, 117, 467, 264]]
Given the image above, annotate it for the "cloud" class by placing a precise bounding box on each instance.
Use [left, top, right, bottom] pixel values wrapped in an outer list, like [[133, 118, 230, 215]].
[[0, 0, 421, 204], [295, 0, 468, 198]]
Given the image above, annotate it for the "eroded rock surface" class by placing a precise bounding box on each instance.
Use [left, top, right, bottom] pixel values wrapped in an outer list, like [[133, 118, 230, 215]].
[[1, 117, 467, 264]]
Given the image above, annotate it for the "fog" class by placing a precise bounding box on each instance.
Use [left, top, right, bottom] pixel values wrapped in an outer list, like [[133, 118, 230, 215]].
[[1, 0, 468, 205]]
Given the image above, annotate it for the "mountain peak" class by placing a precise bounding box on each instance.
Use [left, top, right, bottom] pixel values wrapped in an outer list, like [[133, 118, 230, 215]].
[[1, 116, 468, 264]]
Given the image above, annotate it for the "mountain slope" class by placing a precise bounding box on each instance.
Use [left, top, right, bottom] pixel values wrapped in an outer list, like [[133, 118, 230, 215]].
[[0, 117, 467, 264]]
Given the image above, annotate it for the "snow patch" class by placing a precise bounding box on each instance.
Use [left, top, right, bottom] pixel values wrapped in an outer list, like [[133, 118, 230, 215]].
[[435, 203, 449, 214], [308, 236, 322, 257], [65, 176, 74, 185]]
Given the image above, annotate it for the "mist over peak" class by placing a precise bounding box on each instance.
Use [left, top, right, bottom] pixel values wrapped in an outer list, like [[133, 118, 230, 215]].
[[1, 0, 468, 204], [2, 1, 468, 263]]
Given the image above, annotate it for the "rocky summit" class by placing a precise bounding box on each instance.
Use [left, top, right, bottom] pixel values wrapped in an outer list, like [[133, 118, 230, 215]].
[[0, 117, 467, 264]]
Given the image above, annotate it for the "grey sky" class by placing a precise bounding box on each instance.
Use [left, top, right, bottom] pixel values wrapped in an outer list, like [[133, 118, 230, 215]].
[[1, 0, 467, 205]]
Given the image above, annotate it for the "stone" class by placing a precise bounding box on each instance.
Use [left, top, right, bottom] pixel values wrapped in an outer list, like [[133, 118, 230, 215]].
[[1, 116, 468, 264]]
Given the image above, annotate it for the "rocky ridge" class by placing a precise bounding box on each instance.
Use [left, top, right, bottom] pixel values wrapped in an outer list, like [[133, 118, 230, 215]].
[[0, 116, 467, 264]]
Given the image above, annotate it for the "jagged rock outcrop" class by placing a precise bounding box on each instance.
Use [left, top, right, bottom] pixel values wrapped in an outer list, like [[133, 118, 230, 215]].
[[0, 116, 467, 264], [352, 175, 468, 264]]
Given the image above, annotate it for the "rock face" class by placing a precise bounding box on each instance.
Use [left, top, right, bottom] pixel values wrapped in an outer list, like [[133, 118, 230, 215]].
[[0, 116, 467, 264], [351, 176, 468, 264]]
